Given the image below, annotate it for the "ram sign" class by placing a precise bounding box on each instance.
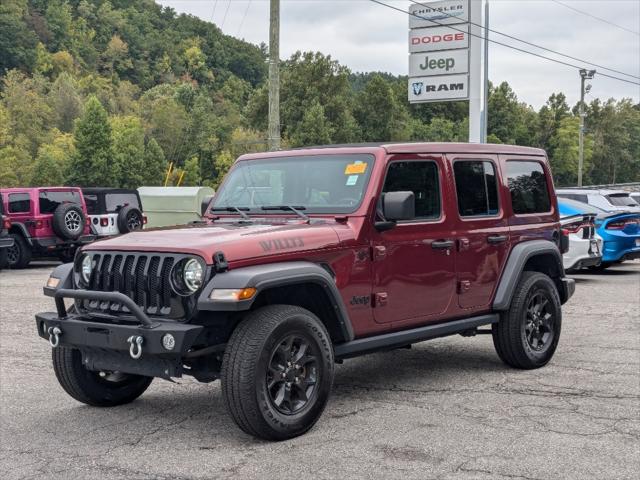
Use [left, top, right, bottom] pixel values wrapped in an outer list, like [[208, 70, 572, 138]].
[[408, 74, 469, 103], [409, 0, 469, 29]]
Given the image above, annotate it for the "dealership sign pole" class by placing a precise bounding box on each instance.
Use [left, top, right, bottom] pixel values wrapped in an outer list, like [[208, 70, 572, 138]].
[[408, 0, 487, 143]]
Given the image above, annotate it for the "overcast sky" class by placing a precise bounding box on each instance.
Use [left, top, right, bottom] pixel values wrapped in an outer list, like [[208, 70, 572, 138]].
[[158, 0, 640, 109]]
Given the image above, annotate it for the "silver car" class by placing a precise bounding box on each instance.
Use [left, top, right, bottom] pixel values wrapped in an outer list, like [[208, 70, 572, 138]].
[[560, 201, 603, 271]]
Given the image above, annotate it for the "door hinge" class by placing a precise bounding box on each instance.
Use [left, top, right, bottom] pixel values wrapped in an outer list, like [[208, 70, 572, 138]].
[[458, 280, 471, 294], [373, 292, 388, 307], [372, 245, 387, 261]]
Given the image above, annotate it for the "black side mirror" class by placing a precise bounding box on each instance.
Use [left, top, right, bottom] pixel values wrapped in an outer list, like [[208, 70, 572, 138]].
[[375, 191, 415, 231]]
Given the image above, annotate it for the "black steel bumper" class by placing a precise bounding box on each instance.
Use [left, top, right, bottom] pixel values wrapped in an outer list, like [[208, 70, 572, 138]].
[[36, 288, 203, 378], [32, 235, 96, 250]]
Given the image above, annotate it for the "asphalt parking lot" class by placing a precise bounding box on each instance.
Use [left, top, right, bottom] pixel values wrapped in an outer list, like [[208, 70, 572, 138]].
[[1, 262, 638, 480]]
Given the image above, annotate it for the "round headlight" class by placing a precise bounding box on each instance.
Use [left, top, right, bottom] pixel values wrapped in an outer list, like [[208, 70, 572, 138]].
[[81, 255, 93, 284], [182, 258, 204, 293]]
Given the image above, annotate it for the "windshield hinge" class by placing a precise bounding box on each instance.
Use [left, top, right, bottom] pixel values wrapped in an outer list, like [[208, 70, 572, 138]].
[[213, 251, 228, 273]]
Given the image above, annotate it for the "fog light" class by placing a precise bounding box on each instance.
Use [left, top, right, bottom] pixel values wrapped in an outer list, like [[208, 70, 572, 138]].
[[162, 333, 176, 351]]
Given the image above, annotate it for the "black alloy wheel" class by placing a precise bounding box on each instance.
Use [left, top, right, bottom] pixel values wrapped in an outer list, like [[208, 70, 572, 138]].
[[266, 334, 319, 415], [524, 291, 555, 352]]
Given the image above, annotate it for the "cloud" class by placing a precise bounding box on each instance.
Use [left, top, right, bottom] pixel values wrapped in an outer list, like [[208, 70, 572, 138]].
[[159, 0, 639, 109]]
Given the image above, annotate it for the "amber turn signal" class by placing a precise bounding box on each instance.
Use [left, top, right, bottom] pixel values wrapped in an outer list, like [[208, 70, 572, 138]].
[[209, 287, 257, 302], [46, 277, 60, 289]]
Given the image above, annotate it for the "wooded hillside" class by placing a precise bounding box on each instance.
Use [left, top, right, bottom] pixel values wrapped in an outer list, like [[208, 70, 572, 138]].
[[1, 0, 638, 188]]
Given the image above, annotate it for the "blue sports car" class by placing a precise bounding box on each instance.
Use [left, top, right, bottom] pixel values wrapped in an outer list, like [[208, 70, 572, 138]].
[[558, 198, 640, 269]]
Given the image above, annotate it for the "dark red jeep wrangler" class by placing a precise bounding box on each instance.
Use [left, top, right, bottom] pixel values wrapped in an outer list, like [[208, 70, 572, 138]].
[[36, 143, 574, 440]]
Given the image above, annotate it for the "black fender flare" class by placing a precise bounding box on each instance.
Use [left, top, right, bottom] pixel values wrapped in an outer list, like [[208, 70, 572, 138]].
[[9, 223, 32, 246], [493, 239, 573, 310], [198, 261, 354, 342]]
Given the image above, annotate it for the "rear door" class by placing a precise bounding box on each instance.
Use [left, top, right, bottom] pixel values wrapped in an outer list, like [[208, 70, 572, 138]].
[[449, 155, 510, 310]]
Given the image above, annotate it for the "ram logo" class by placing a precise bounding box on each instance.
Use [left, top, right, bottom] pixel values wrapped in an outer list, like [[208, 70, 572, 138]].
[[412, 82, 424, 95]]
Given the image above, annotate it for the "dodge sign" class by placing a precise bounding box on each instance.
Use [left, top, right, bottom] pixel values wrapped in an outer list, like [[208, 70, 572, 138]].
[[409, 25, 469, 53]]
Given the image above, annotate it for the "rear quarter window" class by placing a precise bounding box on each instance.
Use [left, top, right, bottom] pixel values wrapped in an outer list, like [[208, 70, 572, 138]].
[[105, 193, 140, 212], [9, 193, 31, 213], [506, 161, 551, 214]]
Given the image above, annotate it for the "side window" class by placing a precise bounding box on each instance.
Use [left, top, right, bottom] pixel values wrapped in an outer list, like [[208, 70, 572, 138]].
[[453, 160, 499, 217], [9, 193, 30, 213], [506, 161, 551, 214], [382, 161, 440, 220]]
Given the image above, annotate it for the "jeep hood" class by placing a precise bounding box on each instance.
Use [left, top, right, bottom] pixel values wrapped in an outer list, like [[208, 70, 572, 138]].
[[83, 221, 341, 264]]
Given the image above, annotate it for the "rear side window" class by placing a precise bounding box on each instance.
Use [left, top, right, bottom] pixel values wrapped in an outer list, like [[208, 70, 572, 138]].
[[507, 161, 551, 214], [453, 160, 499, 217], [39, 190, 82, 214], [9, 193, 30, 213], [606, 194, 636, 207], [105, 193, 140, 212], [383, 161, 440, 220]]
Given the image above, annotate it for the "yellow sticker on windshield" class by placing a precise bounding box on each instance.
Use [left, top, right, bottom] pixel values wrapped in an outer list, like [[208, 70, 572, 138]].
[[345, 162, 367, 175]]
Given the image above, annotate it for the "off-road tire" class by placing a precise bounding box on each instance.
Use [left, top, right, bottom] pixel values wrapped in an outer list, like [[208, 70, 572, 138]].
[[0, 247, 7, 270], [7, 233, 31, 269], [52, 347, 153, 407], [52, 203, 85, 240], [221, 305, 334, 440], [117, 205, 143, 234], [492, 271, 561, 369]]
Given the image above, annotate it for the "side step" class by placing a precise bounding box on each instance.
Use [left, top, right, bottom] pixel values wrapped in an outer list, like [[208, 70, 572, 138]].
[[334, 314, 499, 360]]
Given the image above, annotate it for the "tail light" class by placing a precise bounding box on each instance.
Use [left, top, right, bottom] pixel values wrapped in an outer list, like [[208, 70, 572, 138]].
[[561, 221, 586, 235], [607, 218, 639, 230], [143, 215, 148, 225], [35, 220, 43, 229], [100, 217, 109, 227], [3, 219, 11, 230]]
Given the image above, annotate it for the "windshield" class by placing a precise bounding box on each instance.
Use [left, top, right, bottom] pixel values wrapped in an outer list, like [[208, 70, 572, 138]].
[[212, 154, 375, 214], [606, 194, 637, 207]]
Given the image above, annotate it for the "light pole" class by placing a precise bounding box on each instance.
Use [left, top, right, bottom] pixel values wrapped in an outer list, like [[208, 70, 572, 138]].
[[578, 69, 595, 187]]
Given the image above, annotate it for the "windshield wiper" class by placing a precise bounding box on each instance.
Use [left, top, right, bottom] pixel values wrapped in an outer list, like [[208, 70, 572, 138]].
[[261, 205, 309, 222], [210, 206, 251, 220]]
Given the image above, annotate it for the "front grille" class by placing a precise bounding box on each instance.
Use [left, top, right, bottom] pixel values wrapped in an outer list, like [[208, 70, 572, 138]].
[[79, 252, 198, 320]]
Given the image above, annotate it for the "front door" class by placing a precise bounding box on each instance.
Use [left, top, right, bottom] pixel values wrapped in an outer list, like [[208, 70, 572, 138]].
[[449, 156, 510, 309], [372, 158, 457, 325]]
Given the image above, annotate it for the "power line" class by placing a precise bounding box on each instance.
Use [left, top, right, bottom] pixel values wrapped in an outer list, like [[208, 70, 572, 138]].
[[550, 0, 640, 37], [210, 0, 218, 23], [237, 0, 253, 36], [408, 0, 639, 80], [370, 0, 640, 86], [221, 0, 232, 29]]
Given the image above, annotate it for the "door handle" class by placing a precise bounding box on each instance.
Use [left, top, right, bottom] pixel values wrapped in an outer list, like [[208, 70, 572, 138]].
[[487, 235, 508, 245], [431, 239, 454, 250]]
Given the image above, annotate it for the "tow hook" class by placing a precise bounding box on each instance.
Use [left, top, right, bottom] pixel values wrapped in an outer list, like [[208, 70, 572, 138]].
[[48, 326, 62, 348], [127, 335, 144, 359]]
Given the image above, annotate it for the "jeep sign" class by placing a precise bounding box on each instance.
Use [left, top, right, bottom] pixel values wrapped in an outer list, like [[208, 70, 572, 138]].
[[409, 0, 469, 29], [409, 49, 469, 77], [409, 25, 469, 53], [408, 74, 469, 103]]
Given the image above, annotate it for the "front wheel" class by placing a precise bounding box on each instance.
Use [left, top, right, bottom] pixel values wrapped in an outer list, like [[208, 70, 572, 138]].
[[52, 347, 153, 406], [492, 271, 562, 369], [221, 305, 334, 440]]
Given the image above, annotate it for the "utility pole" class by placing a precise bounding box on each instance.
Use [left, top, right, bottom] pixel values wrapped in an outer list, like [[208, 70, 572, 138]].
[[578, 68, 595, 187], [268, 0, 281, 151]]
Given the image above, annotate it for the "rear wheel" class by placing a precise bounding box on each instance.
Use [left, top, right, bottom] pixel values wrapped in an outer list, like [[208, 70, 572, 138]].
[[492, 271, 561, 369], [7, 233, 31, 269], [52, 347, 152, 407], [221, 305, 334, 440]]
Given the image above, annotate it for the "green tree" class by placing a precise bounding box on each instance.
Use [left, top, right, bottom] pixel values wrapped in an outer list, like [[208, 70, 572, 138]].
[[0, 0, 38, 74], [290, 100, 333, 147], [111, 115, 145, 188], [67, 96, 115, 186], [213, 150, 234, 188], [549, 116, 593, 186], [0, 145, 32, 187], [354, 74, 410, 142], [142, 138, 166, 186], [49, 72, 82, 132], [181, 156, 201, 186]]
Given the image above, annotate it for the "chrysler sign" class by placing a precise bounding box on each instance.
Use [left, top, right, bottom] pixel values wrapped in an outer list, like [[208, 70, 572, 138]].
[[408, 74, 469, 103], [409, 0, 469, 29]]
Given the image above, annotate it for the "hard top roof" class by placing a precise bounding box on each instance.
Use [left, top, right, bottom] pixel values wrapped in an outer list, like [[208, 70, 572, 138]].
[[239, 142, 546, 161], [0, 186, 82, 193], [82, 187, 140, 195]]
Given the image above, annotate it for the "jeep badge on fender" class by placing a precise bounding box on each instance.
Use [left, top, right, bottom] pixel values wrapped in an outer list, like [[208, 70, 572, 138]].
[[35, 142, 574, 441]]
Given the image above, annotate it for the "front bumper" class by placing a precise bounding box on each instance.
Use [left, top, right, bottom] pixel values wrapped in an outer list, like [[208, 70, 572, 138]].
[[36, 287, 203, 378]]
